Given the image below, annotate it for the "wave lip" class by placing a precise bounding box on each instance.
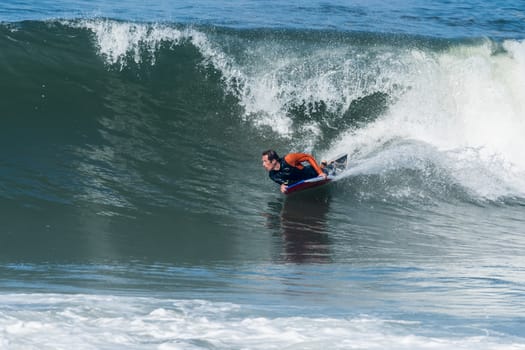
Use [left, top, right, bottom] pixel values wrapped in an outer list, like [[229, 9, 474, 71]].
[[68, 19, 193, 68]]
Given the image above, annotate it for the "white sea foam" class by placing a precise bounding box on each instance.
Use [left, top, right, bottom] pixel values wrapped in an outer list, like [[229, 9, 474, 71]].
[[0, 293, 523, 350], [72, 19, 187, 68], [332, 40, 525, 200]]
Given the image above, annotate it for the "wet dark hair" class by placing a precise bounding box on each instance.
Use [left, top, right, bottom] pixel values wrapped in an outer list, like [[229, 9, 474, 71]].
[[262, 149, 279, 161]]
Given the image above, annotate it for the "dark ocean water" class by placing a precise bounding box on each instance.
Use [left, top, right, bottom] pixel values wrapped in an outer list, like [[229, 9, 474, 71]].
[[1, 1, 525, 348]]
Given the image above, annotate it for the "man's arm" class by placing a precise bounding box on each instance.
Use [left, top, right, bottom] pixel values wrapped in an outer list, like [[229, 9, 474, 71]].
[[284, 153, 325, 176]]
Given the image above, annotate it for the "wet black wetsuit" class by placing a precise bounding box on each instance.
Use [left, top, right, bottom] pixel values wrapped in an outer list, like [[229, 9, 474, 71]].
[[269, 155, 321, 186]]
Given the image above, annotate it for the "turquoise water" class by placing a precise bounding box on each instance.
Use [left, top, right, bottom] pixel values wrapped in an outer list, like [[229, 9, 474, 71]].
[[1, 1, 525, 348]]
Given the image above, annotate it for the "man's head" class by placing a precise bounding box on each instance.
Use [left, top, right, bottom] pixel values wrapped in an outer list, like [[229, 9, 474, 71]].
[[262, 149, 280, 171]]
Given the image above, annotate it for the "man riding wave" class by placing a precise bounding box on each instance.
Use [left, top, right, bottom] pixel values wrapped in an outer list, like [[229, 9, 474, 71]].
[[262, 149, 327, 193]]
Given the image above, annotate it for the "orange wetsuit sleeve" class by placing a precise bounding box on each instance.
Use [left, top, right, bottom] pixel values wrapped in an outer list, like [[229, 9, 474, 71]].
[[284, 153, 324, 176]]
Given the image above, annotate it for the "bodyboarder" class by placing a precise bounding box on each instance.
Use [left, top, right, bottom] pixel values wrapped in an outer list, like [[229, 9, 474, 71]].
[[261, 149, 327, 193]]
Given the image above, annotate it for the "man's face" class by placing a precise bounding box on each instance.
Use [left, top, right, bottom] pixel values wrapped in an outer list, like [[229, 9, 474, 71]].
[[262, 155, 277, 171]]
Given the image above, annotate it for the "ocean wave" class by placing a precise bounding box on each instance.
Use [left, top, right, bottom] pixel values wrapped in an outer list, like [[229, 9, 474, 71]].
[[2, 19, 524, 202]]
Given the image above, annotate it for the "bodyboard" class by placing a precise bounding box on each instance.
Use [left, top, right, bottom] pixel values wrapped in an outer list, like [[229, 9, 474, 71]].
[[284, 154, 348, 195]]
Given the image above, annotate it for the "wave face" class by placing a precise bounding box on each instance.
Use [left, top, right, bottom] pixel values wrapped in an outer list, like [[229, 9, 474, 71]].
[[1, 19, 525, 208]]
